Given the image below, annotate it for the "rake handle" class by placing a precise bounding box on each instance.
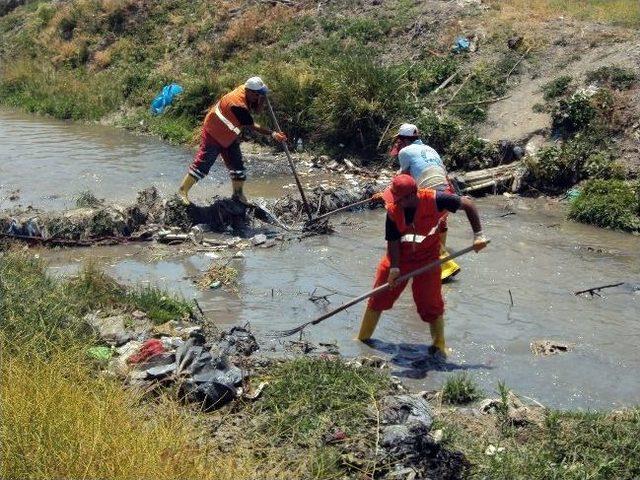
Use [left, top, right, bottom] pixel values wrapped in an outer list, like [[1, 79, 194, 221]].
[[307, 196, 379, 224], [309, 243, 486, 326], [265, 96, 313, 222]]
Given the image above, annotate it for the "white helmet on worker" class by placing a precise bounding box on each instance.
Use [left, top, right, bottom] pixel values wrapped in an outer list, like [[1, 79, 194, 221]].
[[245, 76, 269, 95], [397, 123, 419, 138]]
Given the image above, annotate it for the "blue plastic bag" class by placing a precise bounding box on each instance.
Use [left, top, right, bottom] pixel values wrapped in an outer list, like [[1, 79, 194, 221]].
[[452, 36, 470, 53], [150, 83, 184, 115]]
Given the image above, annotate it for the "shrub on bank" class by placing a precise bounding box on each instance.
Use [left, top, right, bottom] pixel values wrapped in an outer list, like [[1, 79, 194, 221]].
[[541, 75, 573, 100], [568, 179, 640, 232], [442, 372, 483, 404], [525, 131, 625, 192], [585, 65, 637, 90]]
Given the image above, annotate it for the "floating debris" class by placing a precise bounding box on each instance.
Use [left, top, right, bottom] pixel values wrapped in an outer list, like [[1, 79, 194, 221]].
[[530, 339, 573, 356], [196, 262, 238, 291]]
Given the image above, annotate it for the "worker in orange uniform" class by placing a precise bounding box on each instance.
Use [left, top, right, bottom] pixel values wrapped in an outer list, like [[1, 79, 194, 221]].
[[357, 174, 487, 358], [178, 76, 287, 205]]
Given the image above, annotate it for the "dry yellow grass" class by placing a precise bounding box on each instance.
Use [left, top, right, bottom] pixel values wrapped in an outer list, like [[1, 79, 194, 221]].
[[487, 0, 640, 27], [0, 340, 257, 480]]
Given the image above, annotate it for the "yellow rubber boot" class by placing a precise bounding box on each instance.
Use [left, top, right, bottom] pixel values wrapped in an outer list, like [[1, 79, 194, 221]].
[[178, 174, 197, 205], [356, 307, 381, 341], [441, 253, 461, 281], [428, 315, 447, 357], [440, 231, 461, 281], [231, 179, 249, 205]]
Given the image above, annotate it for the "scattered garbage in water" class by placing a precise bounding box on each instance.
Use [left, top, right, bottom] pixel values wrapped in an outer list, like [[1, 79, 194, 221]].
[[530, 339, 573, 356]]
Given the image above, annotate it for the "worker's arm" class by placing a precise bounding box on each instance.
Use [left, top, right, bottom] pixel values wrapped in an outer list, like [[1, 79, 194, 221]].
[[248, 123, 287, 142], [230, 106, 287, 142], [387, 240, 401, 287], [459, 196, 487, 252]]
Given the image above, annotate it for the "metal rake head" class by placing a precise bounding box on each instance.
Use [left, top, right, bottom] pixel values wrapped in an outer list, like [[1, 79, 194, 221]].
[[264, 321, 312, 338]]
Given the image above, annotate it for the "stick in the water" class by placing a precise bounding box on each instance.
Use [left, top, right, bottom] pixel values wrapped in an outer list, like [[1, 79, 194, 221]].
[[574, 282, 624, 297]]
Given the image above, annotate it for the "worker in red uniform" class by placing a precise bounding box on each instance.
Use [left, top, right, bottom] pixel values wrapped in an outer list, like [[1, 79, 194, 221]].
[[357, 174, 487, 358], [178, 76, 287, 205]]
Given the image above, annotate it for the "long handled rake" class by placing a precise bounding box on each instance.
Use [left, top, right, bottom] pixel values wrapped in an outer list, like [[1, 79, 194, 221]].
[[266, 242, 488, 338], [265, 95, 314, 222], [305, 195, 382, 225]]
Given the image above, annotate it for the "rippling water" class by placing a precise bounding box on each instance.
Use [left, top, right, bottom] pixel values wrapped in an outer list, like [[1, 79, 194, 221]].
[[4, 109, 639, 409]]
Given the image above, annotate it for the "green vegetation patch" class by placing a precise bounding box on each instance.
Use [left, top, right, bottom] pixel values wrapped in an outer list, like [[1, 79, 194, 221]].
[[442, 372, 483, 405], [0, 251, 193, 353], [586, 65, 637, 90], [569, 179, 640, 232], [254, 357, 392, 444], [541, 75, 573, 100], [440, 405, 640, 479]]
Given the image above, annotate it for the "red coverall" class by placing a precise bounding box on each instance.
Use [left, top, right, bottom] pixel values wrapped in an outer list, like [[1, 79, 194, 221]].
[[368, 189, 446, 324]]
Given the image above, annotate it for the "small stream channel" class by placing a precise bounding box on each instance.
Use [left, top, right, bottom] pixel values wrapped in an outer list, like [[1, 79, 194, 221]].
[[2, 109, 639, 410]]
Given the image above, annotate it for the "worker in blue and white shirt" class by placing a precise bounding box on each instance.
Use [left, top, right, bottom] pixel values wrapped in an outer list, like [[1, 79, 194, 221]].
[[388, 123, 461, 280], [389, 123, 450, 190]]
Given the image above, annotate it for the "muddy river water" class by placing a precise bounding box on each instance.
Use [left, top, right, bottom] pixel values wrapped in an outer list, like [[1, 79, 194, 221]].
[[2, 110, 639, 410]]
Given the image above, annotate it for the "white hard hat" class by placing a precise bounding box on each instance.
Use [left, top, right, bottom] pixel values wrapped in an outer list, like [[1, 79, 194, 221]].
[[245, 76, 269, 95], [397, 123, 419, 137]]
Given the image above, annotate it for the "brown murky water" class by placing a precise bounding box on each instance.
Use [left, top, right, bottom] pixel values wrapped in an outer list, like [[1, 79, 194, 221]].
[[0, 109, 323, 209], [4, 110, 640, 409]]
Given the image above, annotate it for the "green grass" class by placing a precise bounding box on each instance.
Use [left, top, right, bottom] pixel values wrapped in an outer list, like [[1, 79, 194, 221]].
[[442, 372, 483, 405], [585, 65, 637, 90], [440, 406, 640, 479], [541, 75, 573, 100], [254, 357, 391, 444], [0, 251, 193, 353]]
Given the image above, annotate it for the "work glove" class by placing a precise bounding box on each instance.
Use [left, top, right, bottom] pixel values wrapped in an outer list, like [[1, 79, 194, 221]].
[[388, 267, 400, 288], [271, 131, 287, 143], [472, 231, 488, 252], [371, 192, 384, 202]]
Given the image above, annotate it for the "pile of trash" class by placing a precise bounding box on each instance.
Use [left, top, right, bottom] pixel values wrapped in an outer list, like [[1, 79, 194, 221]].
[[0, 187, 285, 246], [378, 394, 470, 479], [1, 179, 385, 247], [86, 309, 260, 412], [273, 181, 383, 225]]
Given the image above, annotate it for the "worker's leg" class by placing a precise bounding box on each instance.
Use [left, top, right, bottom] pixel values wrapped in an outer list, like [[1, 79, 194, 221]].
[[358, 257, 408, 341], [221, 141, 247, 204], [411, 262, 446, 355], [181, 130, 221, 204]]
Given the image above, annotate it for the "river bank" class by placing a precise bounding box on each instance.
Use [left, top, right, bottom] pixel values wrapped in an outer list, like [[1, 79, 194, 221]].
[[2, 249, 639, 479], [2, 0, 640, 233]]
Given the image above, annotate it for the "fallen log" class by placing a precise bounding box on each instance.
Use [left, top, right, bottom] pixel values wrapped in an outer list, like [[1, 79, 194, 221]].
[[454, 162, 524, 194]]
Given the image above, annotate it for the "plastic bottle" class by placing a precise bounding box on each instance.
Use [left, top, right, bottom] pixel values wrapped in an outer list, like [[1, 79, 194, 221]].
[[296, 138, 303, 152]]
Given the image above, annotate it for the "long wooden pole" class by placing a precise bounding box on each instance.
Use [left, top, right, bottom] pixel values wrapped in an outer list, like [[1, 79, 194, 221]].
[[307, 196, 379, 224], [268, 242, 488, 337], [265, 96, 313, 221]]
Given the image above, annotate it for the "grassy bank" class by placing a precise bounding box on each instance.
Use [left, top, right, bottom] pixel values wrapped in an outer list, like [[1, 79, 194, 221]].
[[488, 0, 640, 28], [0, 250, 393, 478], [437, 375, 640, 479], [2, 250, 640, 478], [0, 0, 528, 167], [0, 250, 231, 479]]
